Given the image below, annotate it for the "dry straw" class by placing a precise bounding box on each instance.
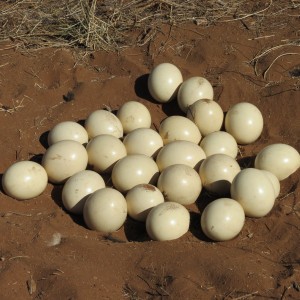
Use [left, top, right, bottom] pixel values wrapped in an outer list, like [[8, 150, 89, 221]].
[[1, 0, 297, 51]]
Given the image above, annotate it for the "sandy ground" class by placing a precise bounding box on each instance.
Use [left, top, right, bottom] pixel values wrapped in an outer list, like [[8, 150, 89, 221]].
[[0, 15, 299, 300]]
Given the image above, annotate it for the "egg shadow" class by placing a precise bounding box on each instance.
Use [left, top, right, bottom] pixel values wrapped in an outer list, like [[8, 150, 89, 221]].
[[189, 190, 220, 241], [196, 189, 227, 212], [39, 130, 49, 149], [29, 153, 44, 164], [189, 211, 212, 242], [237, 155, 255, 169], [51, 184, 64, 208], [134, 74, 154, 103], [68, 213, 87, 229], [161, 96, 184, 117], [124, 217, 150, 242], [77, 119, 86, 127], [0, 173, 4, 193], [213, 84, 224, 102], [50, 184, 87, 228], [220, 111, 226, 131]]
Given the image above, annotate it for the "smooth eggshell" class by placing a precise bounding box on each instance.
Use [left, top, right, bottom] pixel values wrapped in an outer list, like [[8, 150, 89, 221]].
[[225, 102, 263, 144], [186, 99, 224, 136], [177, 77, 214, 113], [42, 140, 88, 184], [83, 188, 127, 232], [112, 154, 159, 193], [47, 121, 88, 146], [86, 134, 127, 173], [199, 154, 241, 195], [200, 131, 238, 158], [201, 198, 245, 241], [123, 128, 163, 158], [2, 161, 48, 200], [148, 63, 183, 103], [84, 109, 123, 139], [231, 168, 276, 217], [159, 115, 201, 145], [157, 164, 202, 205], [117, 101, 151, 134], [62, 170, 105, 214], [255, 143, 300, 181], [146, 202, 190, 241], [126, 184, 164, 222], [156, 140, 206, 172]]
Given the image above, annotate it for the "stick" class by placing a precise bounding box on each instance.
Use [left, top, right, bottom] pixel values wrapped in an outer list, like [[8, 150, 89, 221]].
[[263, 52, 300, 79], [1, 211, 32, 217], [222, 0, 273, 22], [248, 34, 275, 41], [232, 291, 258, 300], [251, 42, 299, 64], [9, 255, 30, 260]]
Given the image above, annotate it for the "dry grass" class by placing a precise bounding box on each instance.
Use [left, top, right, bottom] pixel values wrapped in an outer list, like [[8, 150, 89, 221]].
[[0, 0, 298, 51]]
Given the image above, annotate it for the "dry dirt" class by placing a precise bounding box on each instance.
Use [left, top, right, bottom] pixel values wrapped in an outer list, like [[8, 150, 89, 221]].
[[0, 14, 300, 300]]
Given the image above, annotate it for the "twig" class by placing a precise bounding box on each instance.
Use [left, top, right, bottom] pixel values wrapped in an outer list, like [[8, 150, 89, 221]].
[[248, 34, 275, 41], [51, 268, 64, 276], [263, 52, 300, 79], [0, 0, 298, 51], [250, 41, 300, 76], [0, 62, 9, 68], [222, 0, 273, 22], [1, 211, 33, 217], [9, 255, 30, 260], [251, 42, 299, 63], [231, 291, 259, 300], [279, 191, 296, 201], [0, 98, 25, 114]]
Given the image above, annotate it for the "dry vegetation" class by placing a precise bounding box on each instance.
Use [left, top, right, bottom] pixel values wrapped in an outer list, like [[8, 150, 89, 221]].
[[0, 0, 299, 51]]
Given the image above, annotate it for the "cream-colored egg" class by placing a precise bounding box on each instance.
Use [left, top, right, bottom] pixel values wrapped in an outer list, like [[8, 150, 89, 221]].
[[177, 77, 214, 113], [255, 143, 300, 181], [148, 63, 183, 103], [116, 101, 151, 134], [200, 131, 238, 158], [112, 154, 159, 193], [157, 164, 202, 205], [159, 115, 201, 145], [47, 121, 88, 146], [126, 184, 164, 222], [186, 99, 224, 136], [62, 170, 105, 215], [2, 161, 48, 200], [231, 168, 276, 217], [83, 188, 127, 232], [261, 170, 280, 198], [41, 140, 88, 184], [201, 198, 245, 241], [199, 154, 241, 195], [86, 134, 127, 173], [156, 140, 206, 172], [123, 128, 163, 158], [84, 109, 123, 139], [146, 202, 190, 241], [225, 102, 263, 144]]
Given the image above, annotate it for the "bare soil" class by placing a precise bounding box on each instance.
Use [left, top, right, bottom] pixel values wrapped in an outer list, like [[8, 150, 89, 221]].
[[0, 14, 299, 300]]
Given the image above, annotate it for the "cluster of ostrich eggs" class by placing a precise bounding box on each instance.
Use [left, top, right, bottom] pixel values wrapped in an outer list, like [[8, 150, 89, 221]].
[[2, 62, 300, 243]]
